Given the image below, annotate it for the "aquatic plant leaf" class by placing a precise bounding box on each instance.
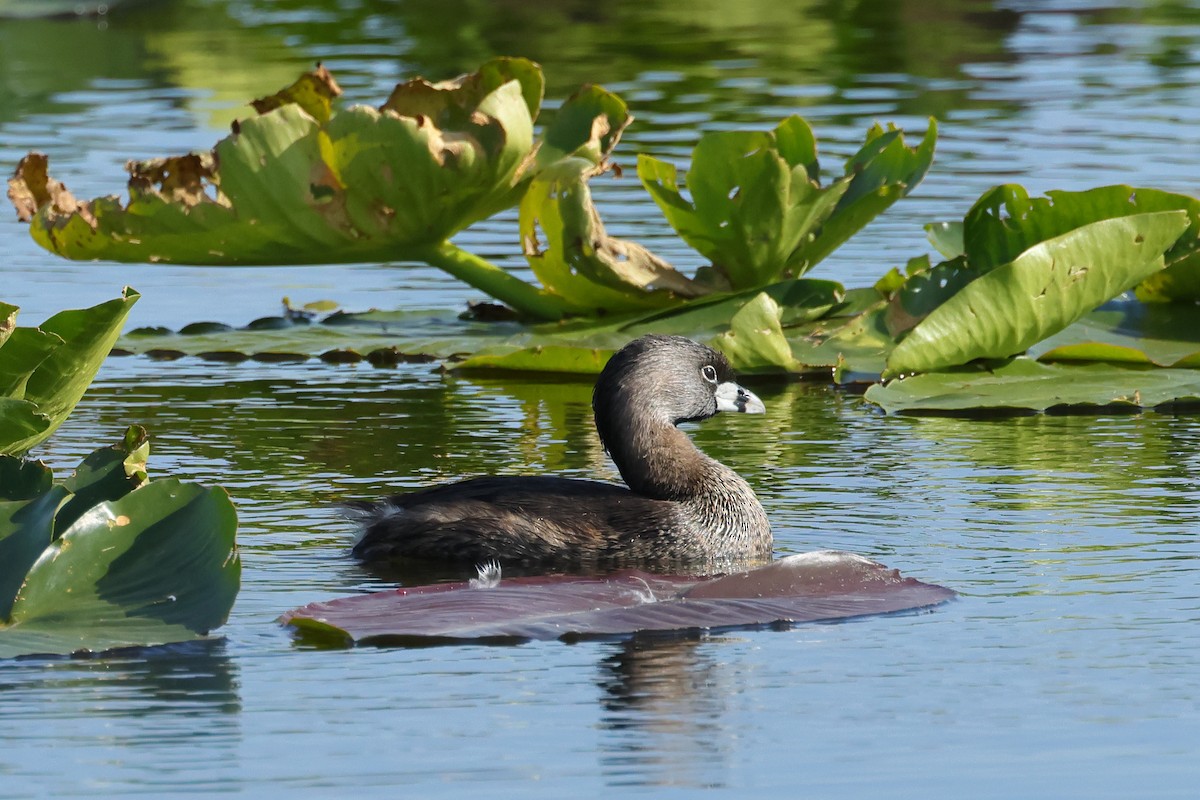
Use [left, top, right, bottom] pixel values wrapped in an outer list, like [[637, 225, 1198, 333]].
[[0, 457, 52, 501], [0, 289, 138, 456], [884, 211, 1189, 378], [0, 400, 50, 453], [0, 303, 15, 349], [0, 485, 68, 620], [788, 301, 894, 379], [116, 307, 517, 362], [250, 63, 342, 123], [865, 358, 1200, 415], [801, 120, 939, 270], [638, 117, 935, 289], [113, 279, 844, 372], [0, 479, 240, 658], [0, 326, 64, 399], [54, 425, 150, 535], [925, 220, 965, 259], [882, 256, 976, 338], [962, 184, 1200, 281], [621, 278, 844, 338], [7, 59, 539, 265], [453, 344, 615, 374], [514, 82, 703, 314], [519, 170, 695, 315], [536, 83, 629, 173], [1031, 301, 1200, 367], [712, 293, 802, 373], [280, 552, 954, 646]]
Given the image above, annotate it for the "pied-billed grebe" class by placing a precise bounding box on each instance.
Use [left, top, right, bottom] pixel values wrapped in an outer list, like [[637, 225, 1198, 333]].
[[348, 335, 771, 567]]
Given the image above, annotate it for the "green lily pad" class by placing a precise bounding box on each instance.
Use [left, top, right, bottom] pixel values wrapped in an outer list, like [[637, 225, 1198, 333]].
[[0, 457, 52, 501], [1, 427, 241, 658], [113, 275, 846, 372], [864, 358, 1200, 415], [962, 184, 1199, 275], [453, 344, 615, 375], [1032, 301, 1200, 367], [54, 425, 149, 534], [712, 292, 802, 373], [925, 220, 965, 259], [0, 400, 50, 453], [1, 288, 139, 456], [10, 60, 538, 265], [787, 301, 894, 379], [884, 211, 1189, 378], [0, 485, 68, 620], [622, 278, 844, 337], [0, 477, 240, 658]]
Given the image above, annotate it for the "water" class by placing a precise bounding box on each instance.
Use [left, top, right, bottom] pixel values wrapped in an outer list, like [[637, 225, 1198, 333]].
[[2, 0, 1199, 796]]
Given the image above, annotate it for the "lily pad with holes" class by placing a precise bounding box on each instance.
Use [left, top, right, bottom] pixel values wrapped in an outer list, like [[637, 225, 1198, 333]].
[[883, 211, 1190, 378]]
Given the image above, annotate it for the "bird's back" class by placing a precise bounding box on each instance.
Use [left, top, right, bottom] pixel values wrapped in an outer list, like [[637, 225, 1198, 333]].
[[348, 476, 697, 566]]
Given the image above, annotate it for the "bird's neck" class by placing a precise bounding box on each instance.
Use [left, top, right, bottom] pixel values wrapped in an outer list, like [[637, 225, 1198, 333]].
[[603, 416, 729, 501]]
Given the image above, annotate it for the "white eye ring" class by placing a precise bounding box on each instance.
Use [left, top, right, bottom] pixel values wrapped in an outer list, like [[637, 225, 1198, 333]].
[[701, 365, 718, 383]]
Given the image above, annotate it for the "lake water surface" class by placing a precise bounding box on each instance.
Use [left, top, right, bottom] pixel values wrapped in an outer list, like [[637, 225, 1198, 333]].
[[1, 1, 1199, 796]]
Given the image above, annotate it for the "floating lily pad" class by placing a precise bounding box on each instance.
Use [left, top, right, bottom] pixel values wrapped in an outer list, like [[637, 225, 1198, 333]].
[[280, 551, 954, 646], [1032, 301, 1200, 367], [864, 358, 1200, 415], [0, 479, 240, 658], [453, 344, 615, 375], [787, 302, 894, 379]]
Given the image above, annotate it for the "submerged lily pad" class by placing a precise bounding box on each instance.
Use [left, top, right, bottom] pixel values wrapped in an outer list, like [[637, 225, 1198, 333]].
[[113, 278, 847, 374], [280, 551, 953, 646]]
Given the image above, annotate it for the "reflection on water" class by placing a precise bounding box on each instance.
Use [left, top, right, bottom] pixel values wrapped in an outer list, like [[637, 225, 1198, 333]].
[[597, 636, 733, 789], [0, 640, 240, 792], [2, 0, 1200, 795]]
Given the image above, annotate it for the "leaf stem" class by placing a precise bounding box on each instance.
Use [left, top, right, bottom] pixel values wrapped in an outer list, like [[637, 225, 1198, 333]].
[[417, 241, 574, 321]]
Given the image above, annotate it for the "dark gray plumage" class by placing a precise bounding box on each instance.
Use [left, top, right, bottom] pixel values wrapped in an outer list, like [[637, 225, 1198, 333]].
[[348, 335, 771, 568]]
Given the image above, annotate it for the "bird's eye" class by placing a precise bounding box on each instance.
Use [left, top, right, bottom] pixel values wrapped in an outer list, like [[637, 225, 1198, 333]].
[[701, 365, 718, 383]]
